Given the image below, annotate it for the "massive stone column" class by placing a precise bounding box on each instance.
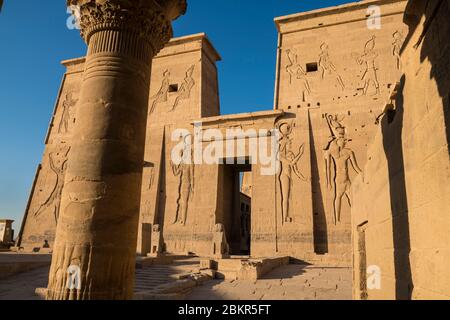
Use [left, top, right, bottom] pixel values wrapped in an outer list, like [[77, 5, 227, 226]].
[[46, 0, 186, 300]]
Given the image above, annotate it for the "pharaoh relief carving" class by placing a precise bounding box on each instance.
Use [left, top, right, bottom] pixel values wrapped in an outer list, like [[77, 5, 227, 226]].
[[285, 49, 311, 102], [318, 43, 345, 91], [323, 115, 363, 225], [34, 146, 71, 223], [353, 35, 380, 95], [277, 121, 308, 224], [58, 92, 77, 135], [171, 65, 195, 112], [171, 134, 194, 225], [392, 31, 404, 70], [149, 69, 170, 114]]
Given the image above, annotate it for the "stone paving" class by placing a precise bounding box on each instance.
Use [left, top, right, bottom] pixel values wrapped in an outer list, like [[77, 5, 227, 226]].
[[0, 257, 351, 300], [0, 257, 200, 300], [135, 257, 201, 292], [186, 265, 352, 300], [0, 266, 49, 300]]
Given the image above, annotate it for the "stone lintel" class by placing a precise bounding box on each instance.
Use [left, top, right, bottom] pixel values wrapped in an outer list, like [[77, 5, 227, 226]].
[[192, 110, 284, 127]]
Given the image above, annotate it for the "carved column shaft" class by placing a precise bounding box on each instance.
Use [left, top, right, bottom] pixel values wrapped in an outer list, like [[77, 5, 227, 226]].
[[47, 0, 186, 300]]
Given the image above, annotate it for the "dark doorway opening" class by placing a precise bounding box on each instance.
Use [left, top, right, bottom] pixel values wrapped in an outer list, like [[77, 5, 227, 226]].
[[217, 158, 252, 256]]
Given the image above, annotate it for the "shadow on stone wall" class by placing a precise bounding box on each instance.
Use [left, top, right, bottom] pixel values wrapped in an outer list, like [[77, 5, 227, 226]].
[[381, 75, 413, 300], [309, 114, 328, 254], [418, 0, 450, 155], [157, 133, 168, 251], [405, 0, 449, 153], [380, 0, 450, 299]]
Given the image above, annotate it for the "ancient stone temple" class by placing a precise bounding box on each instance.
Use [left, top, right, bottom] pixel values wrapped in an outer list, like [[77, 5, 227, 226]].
[[14, 0, 450, 300], [351, 0, 450, 300], [18, 0, 407, 264]]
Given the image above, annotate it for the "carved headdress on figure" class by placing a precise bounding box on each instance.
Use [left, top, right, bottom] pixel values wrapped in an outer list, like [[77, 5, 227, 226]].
[[324, 114, 348, 151]]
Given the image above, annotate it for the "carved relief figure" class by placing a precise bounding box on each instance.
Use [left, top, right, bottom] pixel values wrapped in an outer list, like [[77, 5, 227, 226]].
[[392, 31, 404, 70], [150, 224, 162, 256], [148, 167, 155, 190], [240, 208, 250, 252], [324, 114, 346, 150], [285, 49, 311, 102], [58, 92, 77, 135], [171, 65, 195, 112], [277, 122, 308, 223], [212, 223, 229, 258], [34, 146, 71, 223], [286, 49, 298, 85], [355, 36, 380, 95], [324, 115, 363, 224], [318, 43, 345, 90], [149, 70, 170, 114], [171, 135, 194, 225]]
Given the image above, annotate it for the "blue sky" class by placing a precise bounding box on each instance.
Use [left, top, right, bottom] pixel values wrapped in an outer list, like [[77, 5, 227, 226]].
[[0, 0, 353, 232]]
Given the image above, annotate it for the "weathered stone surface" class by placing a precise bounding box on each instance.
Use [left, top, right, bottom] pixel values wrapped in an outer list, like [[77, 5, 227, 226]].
[[43, 0, 186, 300], [20, 0, 410, 266], [14, 0, 450, 300], [186, 264, 352, 300], [352, 0, 450, 300]]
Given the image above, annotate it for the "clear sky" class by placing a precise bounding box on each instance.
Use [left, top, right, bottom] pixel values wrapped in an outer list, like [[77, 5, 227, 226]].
[[0, 0, 354, 232]]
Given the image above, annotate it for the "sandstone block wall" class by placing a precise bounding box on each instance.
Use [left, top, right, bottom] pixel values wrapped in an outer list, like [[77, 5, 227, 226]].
[[352, 0, 450, 300], [275, 0, 408, 264], [17, 58, 84, 250]]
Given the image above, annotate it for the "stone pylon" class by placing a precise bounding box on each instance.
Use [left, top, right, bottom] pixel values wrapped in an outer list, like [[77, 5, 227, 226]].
[[46, 0, 187, 300]]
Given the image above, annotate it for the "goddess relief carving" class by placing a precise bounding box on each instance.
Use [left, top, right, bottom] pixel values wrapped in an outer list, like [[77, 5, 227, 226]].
[[58, 92, 77, 135], [323, 115, 363, 225], [34, 146, 71, 223], [354, 35, 380, 95], [149, 69, 170, 114], [277, 122, 308, 224], [318, 43, 345, 90], [285, 49, 311, 102], [170, 65, 195, 112], [171, 134, 194, 225]]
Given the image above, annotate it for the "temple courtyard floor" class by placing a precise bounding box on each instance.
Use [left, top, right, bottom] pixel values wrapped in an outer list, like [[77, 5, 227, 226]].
[[0, 254, 352, 300]]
